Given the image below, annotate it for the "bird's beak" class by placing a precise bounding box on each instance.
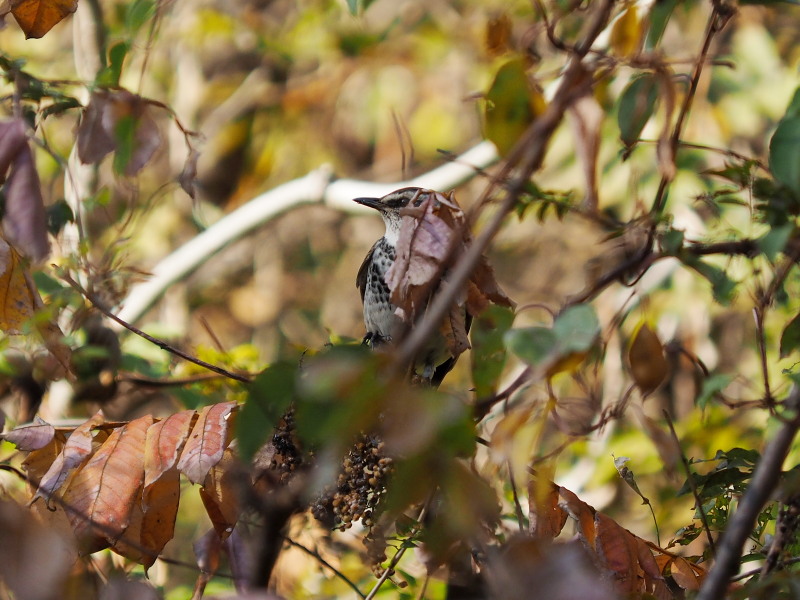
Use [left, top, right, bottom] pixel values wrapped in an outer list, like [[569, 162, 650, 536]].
[[353, 197, 384, 211]]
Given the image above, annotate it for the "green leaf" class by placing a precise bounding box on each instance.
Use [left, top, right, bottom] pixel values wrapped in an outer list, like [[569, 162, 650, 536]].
[[113, 114, 136, 175], [238, 362, 296, 460], [346, 0, 360, 15], [552, 304, 600, 353], [770, 116, 800, 194], [660, 228, 684, 255], [696, 373, 733, 410], [125, 0, 156, 34], [644, 0, 677, 49], [780, 312, 800, 358], [96, 42, 129, 87], [470, 305, 515, 397], [485, 59, 542, 155], [504, 327, 556, 366], [758, 223, 793, 262], [682, 257, 737, 305], [618, 73, 659, 148]]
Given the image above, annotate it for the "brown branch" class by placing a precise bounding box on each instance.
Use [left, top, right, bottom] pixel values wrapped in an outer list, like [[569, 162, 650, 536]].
[[59, 271, 253, 383], [651, 2, 733, 216], [697, 386, 800, 600]]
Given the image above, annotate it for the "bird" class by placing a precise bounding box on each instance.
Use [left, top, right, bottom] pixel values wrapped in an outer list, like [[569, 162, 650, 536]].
[[354, 187, 465, 386]]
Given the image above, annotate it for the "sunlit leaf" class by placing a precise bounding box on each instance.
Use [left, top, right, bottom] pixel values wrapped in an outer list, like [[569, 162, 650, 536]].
[[485, 59, 545, 155], [10, 0, 77, 38], [609, 3, 640, 57], [62, 415, 153, 554], [1, 415, 53, 450], [0, 237, 37, 333], [552, 304, 599, 354], [143, 409, 196, 488], [199, 447, 239, 540], [177, 401, 236, 484]]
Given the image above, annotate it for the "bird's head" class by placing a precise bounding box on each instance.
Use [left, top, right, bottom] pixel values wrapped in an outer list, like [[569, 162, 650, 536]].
[[353, 187, 433, 245]]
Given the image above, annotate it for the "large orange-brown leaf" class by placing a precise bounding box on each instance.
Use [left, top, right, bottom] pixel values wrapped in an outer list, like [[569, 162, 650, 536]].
[[3, 145, 50, 262], [144, 409, 196, 488], [62, 415, 153, 554], [2, 415, 53, 450], [199, 447, 240, 539], [114, 467, 180, 569], [10, 0, 77, 38], [595, 512, 641, 595], [177, 402, 237, 485], [33, 411, 104, 506]]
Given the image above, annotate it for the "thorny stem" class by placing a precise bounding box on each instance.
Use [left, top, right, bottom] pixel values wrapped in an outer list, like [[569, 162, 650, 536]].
[[60, 271, 253, 383]]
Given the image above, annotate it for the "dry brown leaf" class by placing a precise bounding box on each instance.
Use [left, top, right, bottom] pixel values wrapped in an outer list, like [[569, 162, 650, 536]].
[[77, 91, 116, 164], [62, 415, 153, 554], [595, 512, 641, 595], [10, 0, 77, 38], [98, 578, 159, 600], [2, 415, 53, 450], [144, 409, 196, 488], [194, 528, 223, 575], [628, 323, 669, 395], [670, 556, 701, 591], [199, 447, 240, 539], [179, 147, 199, 199], [33, 411, 104, 506], [0, 119, 27, 178], [77, 90, 163, 175], [528, 480, 568, 540], [3, 145, 50, 262], [21, 431, 64, 488], [114, 467, 180, 569], [177, 401, 237, 484]]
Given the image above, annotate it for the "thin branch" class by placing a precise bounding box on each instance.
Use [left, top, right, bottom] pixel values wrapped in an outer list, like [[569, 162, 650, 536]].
[[283, 537, 366, 598], [697, 387, 800, 600], [663, 410, 716, 556], [60, 272, 253, 383], [650, 3, 732, 216]]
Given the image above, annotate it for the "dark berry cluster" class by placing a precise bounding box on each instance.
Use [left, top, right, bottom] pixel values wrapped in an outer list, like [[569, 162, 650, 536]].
[[311, 433, 393, 531]]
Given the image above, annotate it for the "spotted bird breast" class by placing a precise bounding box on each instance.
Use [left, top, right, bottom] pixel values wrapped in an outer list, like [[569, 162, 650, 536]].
[[357, 237, 401, 341]]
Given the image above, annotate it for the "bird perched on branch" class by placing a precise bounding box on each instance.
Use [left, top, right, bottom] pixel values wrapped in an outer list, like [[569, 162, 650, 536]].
[[355, 187, 513, 386]]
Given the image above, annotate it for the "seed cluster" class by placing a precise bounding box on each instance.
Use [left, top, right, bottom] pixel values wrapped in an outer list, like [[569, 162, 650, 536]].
[[311, 433, 393, 531], [268, 411, 305, 482]]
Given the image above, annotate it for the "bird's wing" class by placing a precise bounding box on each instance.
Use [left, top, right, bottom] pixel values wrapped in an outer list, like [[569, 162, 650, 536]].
[[356, 242, 377, 302]]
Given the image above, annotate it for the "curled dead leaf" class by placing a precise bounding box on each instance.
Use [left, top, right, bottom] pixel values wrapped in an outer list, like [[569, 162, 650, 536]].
[[10, 0, 78, 38]]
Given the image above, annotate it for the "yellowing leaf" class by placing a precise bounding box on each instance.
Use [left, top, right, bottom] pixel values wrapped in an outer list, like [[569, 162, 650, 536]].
[[485, 59, 545, 155], [609, 4, 641, 57], [0, 237, 37, 333], [10, 0, 77, 39], [628, 323, 669, 396]]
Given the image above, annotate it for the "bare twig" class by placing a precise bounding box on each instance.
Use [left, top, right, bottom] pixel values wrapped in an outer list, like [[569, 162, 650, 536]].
[[284, 537, 366, 598], [697, 387, 800, 600], [60, 272, 253, 383]]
